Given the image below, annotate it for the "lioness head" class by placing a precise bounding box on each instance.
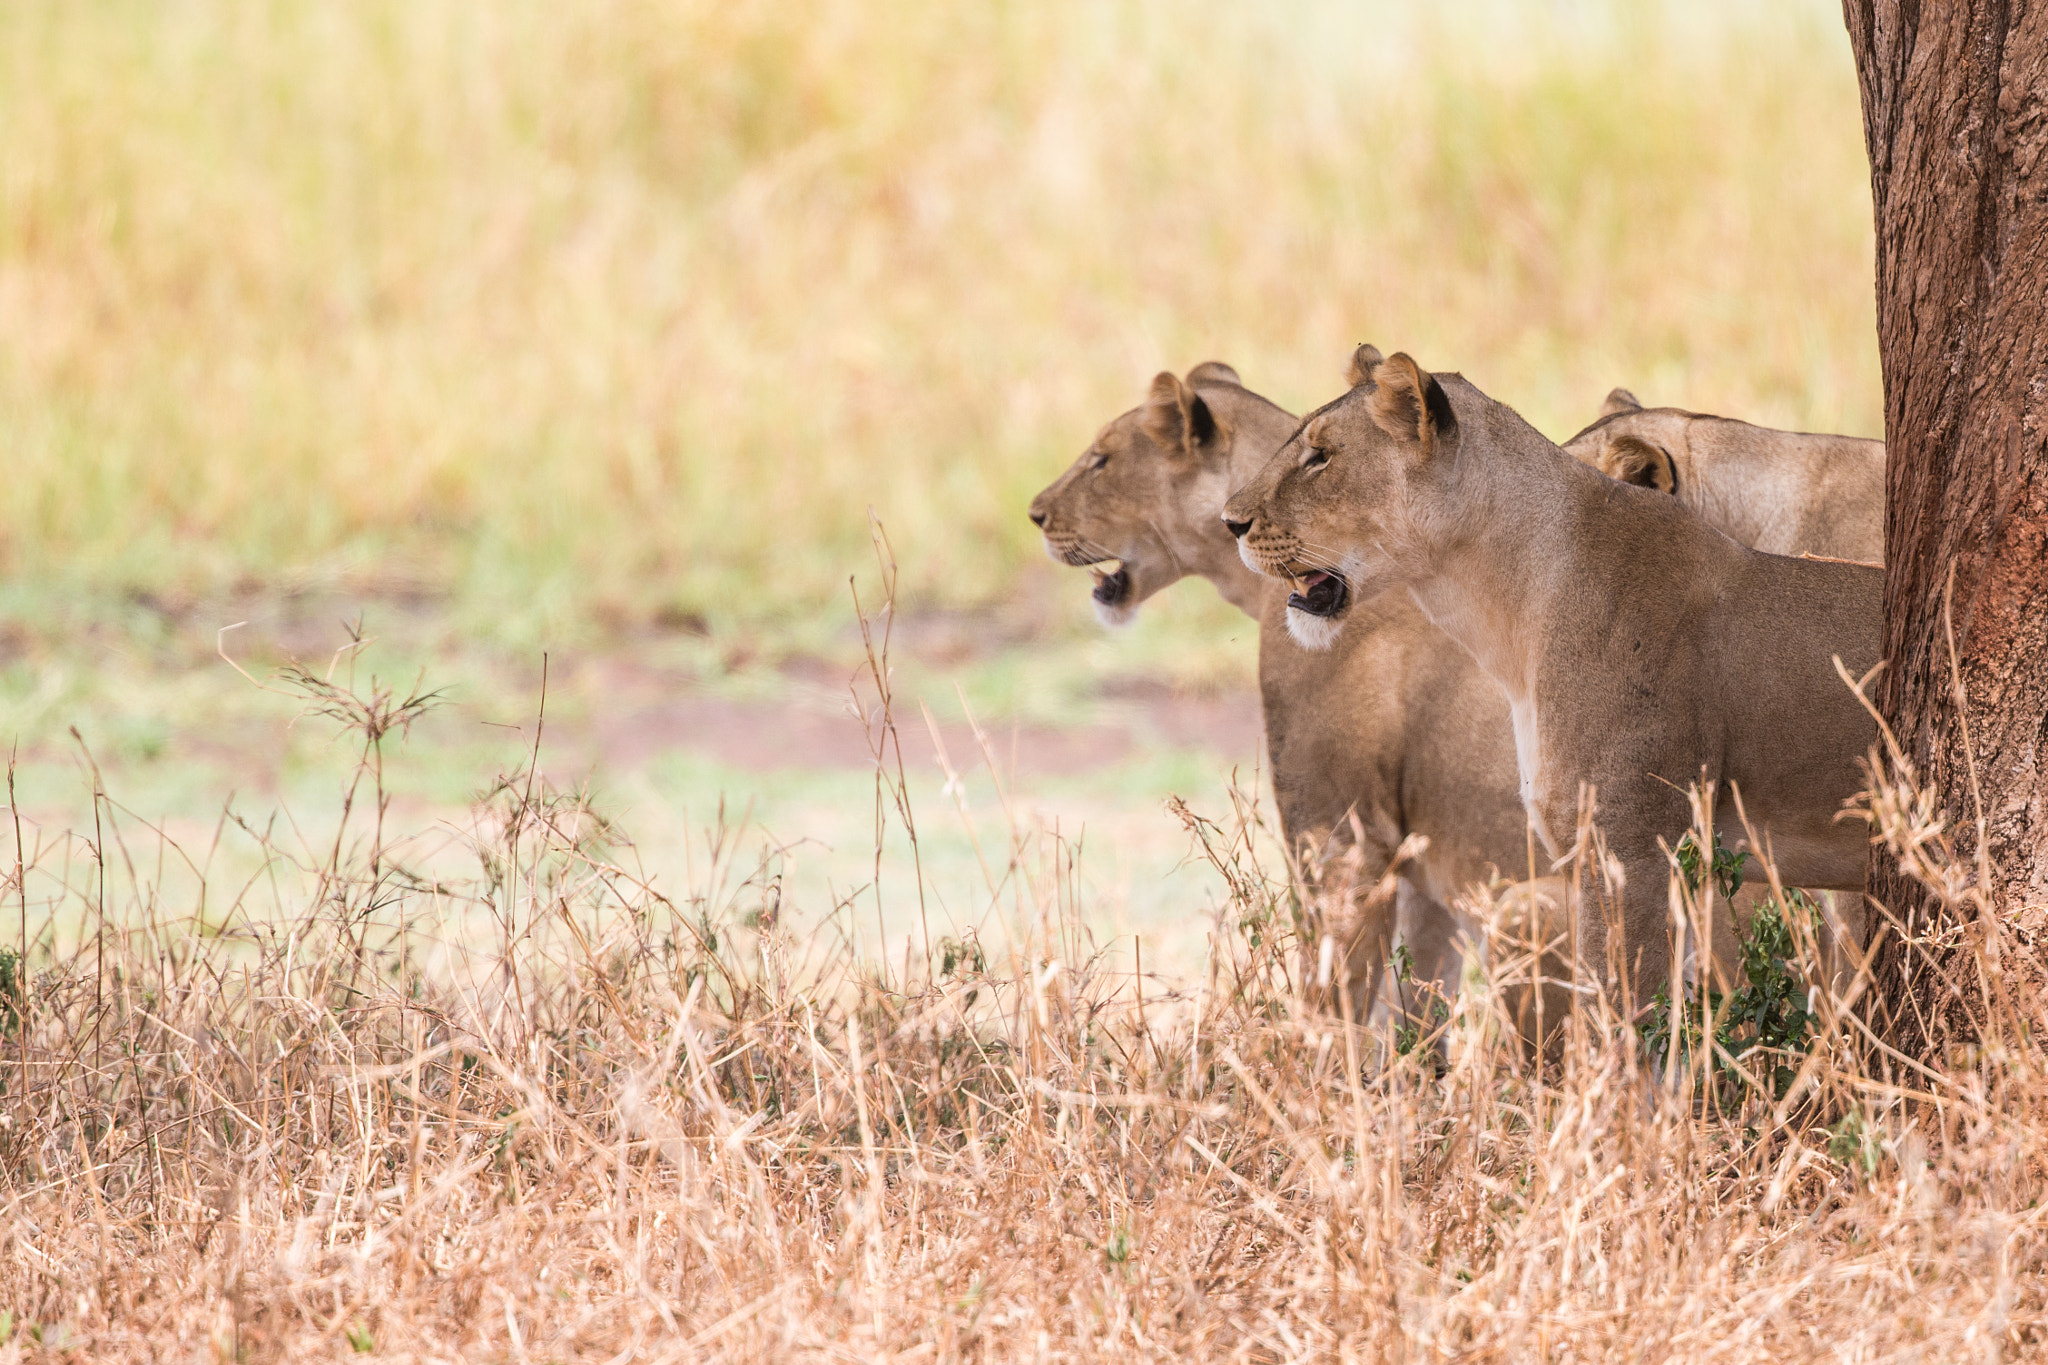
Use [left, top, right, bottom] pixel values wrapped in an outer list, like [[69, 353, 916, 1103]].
[[1560, 388, 1683, 495], [1222, 345, 1458, 650], [1027, 362, 1288, 625]]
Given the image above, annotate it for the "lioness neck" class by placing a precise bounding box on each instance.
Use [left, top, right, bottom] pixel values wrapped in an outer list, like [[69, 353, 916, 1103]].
[[1401, 431, 1610, 705], [1201, 538, 1272, 617]]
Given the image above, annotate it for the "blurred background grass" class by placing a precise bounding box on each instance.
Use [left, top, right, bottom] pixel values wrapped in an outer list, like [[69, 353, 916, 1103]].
[[0, 0, 1881, 980], [0, 0, 1877, 658]]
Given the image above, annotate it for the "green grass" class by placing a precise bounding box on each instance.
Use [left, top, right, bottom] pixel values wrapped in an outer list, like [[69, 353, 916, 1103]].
[[0, 0, 1878, 656]]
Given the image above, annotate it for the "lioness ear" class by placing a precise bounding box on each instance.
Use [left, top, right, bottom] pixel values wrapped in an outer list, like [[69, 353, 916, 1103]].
[[1600, 387, 1643, 417], [1185, 360, 1241, 388], [1141, 371, 1217, 451], [1364, 353, 1454, 455], [1603, 434, 1677, 494], [1345, 343, 1385, 389]]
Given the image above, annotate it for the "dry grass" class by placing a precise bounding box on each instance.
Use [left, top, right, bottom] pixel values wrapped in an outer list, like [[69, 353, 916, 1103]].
[[0, 0, 1876, 645], [1, 615, 2043, 1362]]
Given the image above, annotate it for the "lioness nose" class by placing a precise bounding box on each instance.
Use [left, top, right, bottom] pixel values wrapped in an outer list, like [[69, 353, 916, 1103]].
[[1029, 507, 1049, 528], [1224, 517, 1253, 539]]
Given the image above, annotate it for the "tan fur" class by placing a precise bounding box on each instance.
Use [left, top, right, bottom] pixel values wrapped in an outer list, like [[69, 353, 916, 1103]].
[[1344, 344, 1385, 390], [1223, 350, 1881, 1004], [1566, 391, 1876, 972], [1562, 392, 1885, 563], [1027, 365, 1288, 625], [1028, 366, 1534, 1019], [1598, 386, 1643, 418]]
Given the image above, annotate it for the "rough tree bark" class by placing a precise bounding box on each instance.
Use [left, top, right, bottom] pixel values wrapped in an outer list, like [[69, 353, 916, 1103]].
[[1844, 1, 2048, 1059]]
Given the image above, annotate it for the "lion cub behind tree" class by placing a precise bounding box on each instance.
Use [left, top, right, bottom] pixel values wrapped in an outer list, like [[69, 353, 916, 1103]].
[[1563, 389, 1885, 564], [1028, 364, 1535, 1022], [1222, 349, 1880, 1006]]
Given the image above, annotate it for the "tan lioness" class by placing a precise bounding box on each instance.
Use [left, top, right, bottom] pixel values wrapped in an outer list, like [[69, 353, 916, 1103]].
[[1028, 364, 1533, 1017], [1562, 389, 1886, 564], [1222, 349, 1881, 1005], [1564, 392, 1884, 971]]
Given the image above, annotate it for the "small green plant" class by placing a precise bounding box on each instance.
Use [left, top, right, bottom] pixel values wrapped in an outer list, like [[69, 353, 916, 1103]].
[[0, 948, 22, 1039], [1393, 1018, 1421, 1055], [1728, 892, 1823, 1076], [346, 1319, 376, 1353], [1386, 942, 1453, 1059], [1641, 832, 1822, 1100], [1828, 1109, 1885, 1180], [1675, 828, 1750, 901], [1392, 997, 1450, 1060], [1102, 1225, 1133, 1267], [938, 934, 986, 980], [1389, 941, 1418, 1054]]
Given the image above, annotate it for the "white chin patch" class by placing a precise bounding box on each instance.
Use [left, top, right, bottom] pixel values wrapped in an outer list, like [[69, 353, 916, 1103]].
[[1093, 598, 1139, 629], [1285, 606, 1343, 651]]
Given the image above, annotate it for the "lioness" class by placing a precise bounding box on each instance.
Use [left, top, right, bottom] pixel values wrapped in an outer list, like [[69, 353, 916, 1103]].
[[1563, 389, 1885, 564], [1028, 364, 1534, 1017], [1222, 349, 1881, 1004]]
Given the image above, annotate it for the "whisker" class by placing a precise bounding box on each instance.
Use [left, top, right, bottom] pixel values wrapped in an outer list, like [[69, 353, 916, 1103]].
[[1287, 547, 1347, 574], [1053, 533, 1120, 566], [1295, 539, 1356, 567], [1073, 537, 1122, 564]]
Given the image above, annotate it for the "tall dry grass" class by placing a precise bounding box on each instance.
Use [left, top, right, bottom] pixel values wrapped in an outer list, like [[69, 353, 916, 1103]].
[[1, 617, 2042, 1361], [0, 0, 1876, 645]]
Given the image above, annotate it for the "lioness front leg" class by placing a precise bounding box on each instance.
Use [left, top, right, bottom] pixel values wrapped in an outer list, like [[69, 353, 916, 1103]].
[[1525, 769, 1690, 1016], [1292, 821, 1404, 1023]]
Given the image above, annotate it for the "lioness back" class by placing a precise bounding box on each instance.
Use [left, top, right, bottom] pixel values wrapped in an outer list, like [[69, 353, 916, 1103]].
[[1563, 390, 1884, 564]]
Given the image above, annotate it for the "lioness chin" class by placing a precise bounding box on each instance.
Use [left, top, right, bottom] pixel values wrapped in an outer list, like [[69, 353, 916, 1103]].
[[1223, 348, 1881, 1005]]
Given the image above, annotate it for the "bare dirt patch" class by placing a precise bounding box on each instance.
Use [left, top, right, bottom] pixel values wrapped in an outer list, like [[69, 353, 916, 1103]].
[[553, 658, 1261, 777]]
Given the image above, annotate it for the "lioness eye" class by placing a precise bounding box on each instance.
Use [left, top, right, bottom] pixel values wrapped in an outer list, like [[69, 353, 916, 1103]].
[[1302, 446, 1329, 470], [1087, 451, 1110, 471]]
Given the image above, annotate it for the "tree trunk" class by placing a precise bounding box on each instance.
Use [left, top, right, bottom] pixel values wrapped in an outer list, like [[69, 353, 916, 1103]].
[[1845, 1, 2048, 1061]]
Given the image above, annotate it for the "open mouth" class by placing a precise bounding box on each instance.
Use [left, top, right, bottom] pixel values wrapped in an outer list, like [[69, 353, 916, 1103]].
[[1287, 569, 1349, 618], [1090, 560, 1132, 606]]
